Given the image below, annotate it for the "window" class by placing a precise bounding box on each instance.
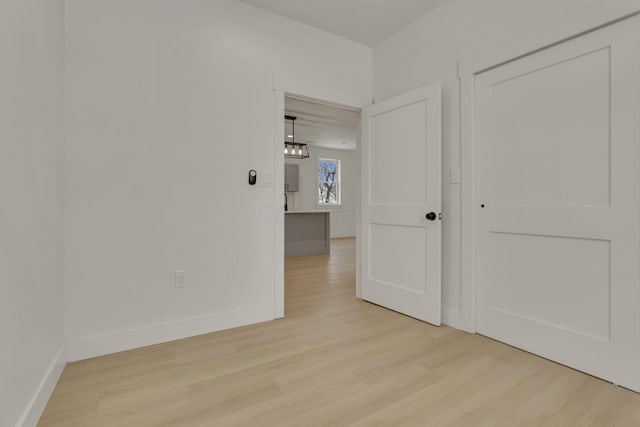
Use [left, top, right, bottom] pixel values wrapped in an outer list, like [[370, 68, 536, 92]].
[[318, 158, 340, 205]]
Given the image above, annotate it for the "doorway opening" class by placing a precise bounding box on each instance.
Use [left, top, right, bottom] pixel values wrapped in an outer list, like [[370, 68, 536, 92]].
[[281, 94, 361, 317]]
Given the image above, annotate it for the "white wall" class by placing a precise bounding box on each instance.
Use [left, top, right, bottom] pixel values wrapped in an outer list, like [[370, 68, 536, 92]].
[[0, 0, 66, 425], [64, 0, 371, 360], [286, 147, 359, 238], [373, 0, 597, 327]]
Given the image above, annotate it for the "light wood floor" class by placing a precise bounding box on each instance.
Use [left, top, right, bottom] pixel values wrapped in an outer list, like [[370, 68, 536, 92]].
[[40, 237, 640, 426]]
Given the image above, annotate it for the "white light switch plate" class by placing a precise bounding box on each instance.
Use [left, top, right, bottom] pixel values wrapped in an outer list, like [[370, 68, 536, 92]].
[[175, 270, 186, 288], [260, 171, 274, 186], [450, 168, 461, 184]]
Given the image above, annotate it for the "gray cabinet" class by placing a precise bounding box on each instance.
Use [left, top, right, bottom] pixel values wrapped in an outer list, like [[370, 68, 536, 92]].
[[284, 163, 299, 192], [285, 212, 330, 256]]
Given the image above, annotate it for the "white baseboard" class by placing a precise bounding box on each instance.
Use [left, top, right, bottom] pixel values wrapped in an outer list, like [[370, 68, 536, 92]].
[[66, 304, 274, 362], [18, 344, 66, 427], [442, 306, 462, 330]]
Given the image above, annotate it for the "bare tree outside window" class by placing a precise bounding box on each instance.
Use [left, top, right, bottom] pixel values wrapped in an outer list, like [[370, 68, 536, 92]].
[[318, 159, 340, 205]]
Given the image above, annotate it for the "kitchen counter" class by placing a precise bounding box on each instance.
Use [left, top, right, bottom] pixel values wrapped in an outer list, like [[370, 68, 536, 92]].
[[284, 211, 330, 257]]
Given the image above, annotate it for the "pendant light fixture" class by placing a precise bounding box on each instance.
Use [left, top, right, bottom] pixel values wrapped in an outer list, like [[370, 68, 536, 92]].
[[284, 115, 310, 159]]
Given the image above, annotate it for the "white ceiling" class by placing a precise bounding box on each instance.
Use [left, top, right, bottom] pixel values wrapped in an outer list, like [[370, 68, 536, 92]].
[[285, 97, 359, 151], [236, 0, 447, 47]]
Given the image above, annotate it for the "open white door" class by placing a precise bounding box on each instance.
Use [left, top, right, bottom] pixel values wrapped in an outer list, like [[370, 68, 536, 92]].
[[360, 83, 442, 325]]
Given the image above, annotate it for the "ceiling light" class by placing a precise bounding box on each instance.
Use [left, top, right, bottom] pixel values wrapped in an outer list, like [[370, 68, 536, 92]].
[[284, 115, 310, 159]]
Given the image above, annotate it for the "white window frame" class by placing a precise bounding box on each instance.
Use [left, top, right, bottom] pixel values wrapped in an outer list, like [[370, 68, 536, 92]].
[[317, 157, 341, 207]]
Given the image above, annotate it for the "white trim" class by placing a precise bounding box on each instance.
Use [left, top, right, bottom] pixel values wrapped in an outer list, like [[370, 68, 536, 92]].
[[285, 93, 361, 113], [459, 0, 640, 333], [272, 75, 366, 113], [460, 70, 476, 333], [331, 233, 357, 239], [17, 344, 66, 427], [274, 88, 285, 319], [314, 204, 343, 210], [355, 126, 363, 299], [442, 306, 462, 330], [66, 305, 274, 362]]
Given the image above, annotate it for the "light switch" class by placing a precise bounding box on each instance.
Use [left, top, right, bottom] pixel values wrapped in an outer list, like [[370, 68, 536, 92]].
[[450, 168, 461, 184], [175, 270, 186, 288], [260, 171, 274, 186]]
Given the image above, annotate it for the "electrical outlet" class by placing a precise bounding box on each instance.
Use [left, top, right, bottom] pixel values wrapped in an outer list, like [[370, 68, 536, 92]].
[[175, 270, 186, 288]]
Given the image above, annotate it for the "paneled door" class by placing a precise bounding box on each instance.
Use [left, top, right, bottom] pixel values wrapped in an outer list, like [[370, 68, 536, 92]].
[[361, 83, 442, 325], [475, 15, 640, 391]]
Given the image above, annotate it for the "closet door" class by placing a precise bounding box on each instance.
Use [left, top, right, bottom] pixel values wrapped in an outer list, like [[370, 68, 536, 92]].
[[475, 15, 640, 391]]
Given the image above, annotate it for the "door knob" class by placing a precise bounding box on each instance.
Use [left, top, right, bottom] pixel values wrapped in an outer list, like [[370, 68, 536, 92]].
[[425, 212, 437, 221]]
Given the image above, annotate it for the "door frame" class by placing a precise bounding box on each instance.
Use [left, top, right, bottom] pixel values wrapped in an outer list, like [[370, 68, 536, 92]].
[[459, 0, 640, 333], [273, 88, 364, 318]]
